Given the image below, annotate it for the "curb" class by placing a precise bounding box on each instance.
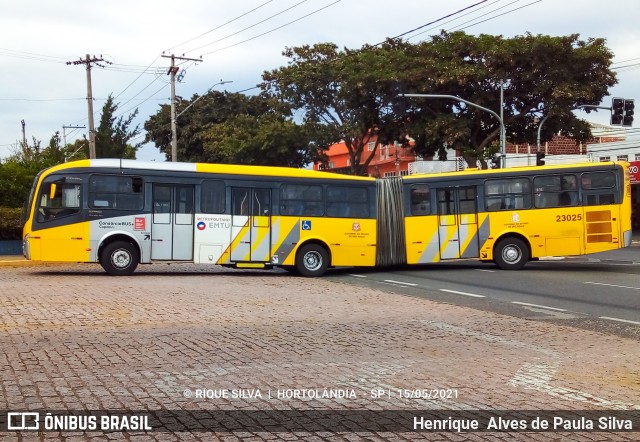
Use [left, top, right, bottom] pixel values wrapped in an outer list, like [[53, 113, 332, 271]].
[[0, 258, 41, 267], [0, 258, 69, 267]]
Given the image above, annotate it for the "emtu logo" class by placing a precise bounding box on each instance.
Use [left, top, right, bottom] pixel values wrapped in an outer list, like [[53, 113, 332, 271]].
[[197, 222, 206, 231]]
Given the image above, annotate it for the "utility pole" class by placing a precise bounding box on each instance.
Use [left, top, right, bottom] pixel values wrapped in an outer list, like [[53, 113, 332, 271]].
[[67, 54, 105, 159], [20, 119, 27, 149], [161, 53, 202, 162], [62, 124, 86, 147]]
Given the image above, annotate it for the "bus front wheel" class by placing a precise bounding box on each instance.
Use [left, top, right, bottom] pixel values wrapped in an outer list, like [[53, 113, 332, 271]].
[[100, 241, 139, 276], [494, 237, 529, 270], [295, 244, 329, 277]]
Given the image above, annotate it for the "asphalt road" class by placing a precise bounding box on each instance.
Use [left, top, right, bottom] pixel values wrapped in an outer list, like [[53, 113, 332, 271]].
[[326, 254, 640, 340]]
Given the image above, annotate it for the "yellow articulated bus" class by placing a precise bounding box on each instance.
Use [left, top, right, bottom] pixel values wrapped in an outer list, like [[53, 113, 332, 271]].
[[21, 159, 632, 276]]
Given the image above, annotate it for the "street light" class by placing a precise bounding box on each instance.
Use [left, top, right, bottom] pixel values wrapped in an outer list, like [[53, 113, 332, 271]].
[[399, 93, 506, 168]]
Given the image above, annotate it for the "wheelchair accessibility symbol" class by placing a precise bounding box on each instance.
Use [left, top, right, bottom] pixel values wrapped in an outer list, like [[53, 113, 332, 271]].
[[301, 220, 312, 230]]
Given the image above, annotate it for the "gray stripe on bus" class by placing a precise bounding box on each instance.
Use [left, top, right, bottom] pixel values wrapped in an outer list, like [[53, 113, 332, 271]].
[[418, 230, 440, 264], [273, 220, 301, 264]]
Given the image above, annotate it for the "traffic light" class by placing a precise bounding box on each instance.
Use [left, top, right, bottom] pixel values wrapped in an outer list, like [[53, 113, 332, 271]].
[[536, 151, 546, 166], [623, 99, 634, 127], [611, 98, 624, 125]]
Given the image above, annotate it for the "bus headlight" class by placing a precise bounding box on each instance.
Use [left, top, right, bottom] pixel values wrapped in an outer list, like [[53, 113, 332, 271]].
[[23, 234, 30, 259]]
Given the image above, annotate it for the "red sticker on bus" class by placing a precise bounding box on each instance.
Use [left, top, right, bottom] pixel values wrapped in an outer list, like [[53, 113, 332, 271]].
[[134, 217, 146, 230]]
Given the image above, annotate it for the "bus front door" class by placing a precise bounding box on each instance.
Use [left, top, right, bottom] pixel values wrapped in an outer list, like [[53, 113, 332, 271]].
[[151, 184, 194, 260], [437, 186, 480, 260], [230, 188, 272, 262]]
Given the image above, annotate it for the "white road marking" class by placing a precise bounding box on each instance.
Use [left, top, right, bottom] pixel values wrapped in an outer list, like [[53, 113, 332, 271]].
[[599, 316, 640, 326], [512, 301, 567, 312], [584, 281, 640, 290], [383, 279, 418, 287], [474, 269, 495, 272], [348, 274, 367, 278], [439, 289, 485, 298]]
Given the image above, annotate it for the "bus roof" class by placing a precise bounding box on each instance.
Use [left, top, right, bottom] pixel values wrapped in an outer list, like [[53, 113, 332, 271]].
[[46, 159, 374, 182], [403, 161, 625, 182]]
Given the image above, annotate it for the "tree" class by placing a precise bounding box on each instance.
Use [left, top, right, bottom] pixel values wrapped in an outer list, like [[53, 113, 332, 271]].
[[144, 90, 317, 166], [398, 32, 616, 166], [202, 113, 317, 167], [73, 95, 141, 159], [262, 42, 408, 175], [0, 136, 59, 208], [261, 33, 616, 172]]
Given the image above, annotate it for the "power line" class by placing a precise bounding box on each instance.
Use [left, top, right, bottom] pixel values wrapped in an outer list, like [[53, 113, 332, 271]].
[[447, 0, 542, 32], [611, 57, 640, 66], [406, 0, 503, 41], [185, 0, 311, 55], [112, 56, 162, 101], [389, 0, 490, 41], [167, 0, 275, 52], [201, 0, 342, 56], [0, 98, 86, 102]]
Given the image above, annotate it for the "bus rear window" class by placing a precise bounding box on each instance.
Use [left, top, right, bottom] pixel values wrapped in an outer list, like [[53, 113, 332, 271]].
[[581, 171, 615, 189]]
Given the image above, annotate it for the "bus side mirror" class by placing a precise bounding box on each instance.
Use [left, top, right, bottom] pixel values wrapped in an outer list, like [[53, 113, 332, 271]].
[[49, 183, 57, 199]]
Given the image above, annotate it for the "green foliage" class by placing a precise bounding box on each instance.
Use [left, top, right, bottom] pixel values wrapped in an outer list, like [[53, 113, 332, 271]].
[[399, 32, 616, 165], [202, 113, 318, 166], [0, 207, 22, 240], [144, 91, 316, 166], [0, 135, 65, 208], [143, 32, 615, 172], [261, 32, 615, 171], [93, 95, 141, 158], [67, 95, 140, 159], [0, 94, 139, 210], [262, 41, 408, 174]]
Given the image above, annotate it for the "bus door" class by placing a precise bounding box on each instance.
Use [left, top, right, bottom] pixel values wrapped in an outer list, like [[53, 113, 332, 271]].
[[437, 186, 479, 260], [230, 188, 272, 262], [151, 184, 194, 260]]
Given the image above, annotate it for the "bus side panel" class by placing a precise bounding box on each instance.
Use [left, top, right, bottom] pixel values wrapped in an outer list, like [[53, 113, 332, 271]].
[[90, 215, 152, 263], [273, 217, 377, 267], [193, 214, 233, 265], [405, 213, 491, 264], [404, 216, 440, 264], [270, 216, 302, 266], [319, 218, 376, 267], [37, 222, 91, 262]]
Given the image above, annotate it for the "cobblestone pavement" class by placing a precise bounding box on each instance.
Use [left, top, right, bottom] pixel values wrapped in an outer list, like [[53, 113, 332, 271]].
[[0, 263, 638, 441]]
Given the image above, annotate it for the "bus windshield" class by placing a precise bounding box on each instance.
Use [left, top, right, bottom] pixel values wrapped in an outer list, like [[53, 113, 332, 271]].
[[20, 170, 44, 230]]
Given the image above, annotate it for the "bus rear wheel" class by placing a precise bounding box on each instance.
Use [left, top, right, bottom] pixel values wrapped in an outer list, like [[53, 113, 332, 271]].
[[100, 241, 139, 276], [494, 237, 529, 270], [295, 244, 329, 277]]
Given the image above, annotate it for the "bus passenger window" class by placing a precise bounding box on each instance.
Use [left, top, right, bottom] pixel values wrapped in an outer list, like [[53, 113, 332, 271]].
[[201, 180, 225, 214], [410, 185, 430, 215]]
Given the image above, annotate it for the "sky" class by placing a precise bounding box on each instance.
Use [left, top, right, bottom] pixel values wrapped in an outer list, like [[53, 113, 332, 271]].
[[1, 0, 639, 162]]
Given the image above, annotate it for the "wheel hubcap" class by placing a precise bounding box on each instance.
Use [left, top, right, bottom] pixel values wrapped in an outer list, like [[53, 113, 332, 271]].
[[303, 251, 322, 271], [112, 249, 131, 269], [502, 245, 521, 263]]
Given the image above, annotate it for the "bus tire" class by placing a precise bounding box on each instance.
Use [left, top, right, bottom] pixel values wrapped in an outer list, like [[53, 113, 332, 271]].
[[100, 241, 139, 276], [494, 237, 529, 270], [295, 244, 329, 277]]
